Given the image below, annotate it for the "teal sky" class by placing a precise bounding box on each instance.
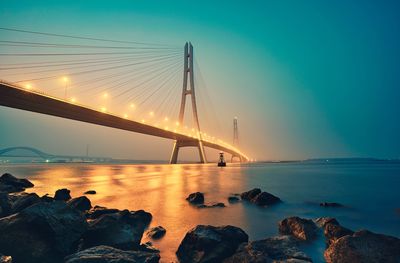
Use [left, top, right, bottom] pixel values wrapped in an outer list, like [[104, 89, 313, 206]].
[[0, 0, 399, 160]]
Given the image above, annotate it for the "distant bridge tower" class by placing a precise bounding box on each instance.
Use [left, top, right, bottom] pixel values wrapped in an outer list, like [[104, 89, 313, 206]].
[[231, 117, 242, 162], [170, 42, 207, 164]]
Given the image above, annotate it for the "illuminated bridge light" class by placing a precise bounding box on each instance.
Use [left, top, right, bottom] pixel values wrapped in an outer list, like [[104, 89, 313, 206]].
[[70, 97, 76, 103], [164, 117, 169, 122], [101, 107, 107, 113], [123, 114, 128, 119], [25, 84, 32, 90], [141, 119, 146, 123], [130, 103, 135, 108], [103, 93, 108, 99], [175, 121, 180, 126], [149, 111, 154, 117]]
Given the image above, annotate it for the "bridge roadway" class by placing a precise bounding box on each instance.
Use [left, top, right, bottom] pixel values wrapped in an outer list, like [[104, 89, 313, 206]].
[[0, 81, 249, 162]]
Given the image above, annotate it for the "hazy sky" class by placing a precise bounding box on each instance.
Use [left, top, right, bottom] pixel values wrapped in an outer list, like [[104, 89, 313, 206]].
[[1, 0, 399, 161]]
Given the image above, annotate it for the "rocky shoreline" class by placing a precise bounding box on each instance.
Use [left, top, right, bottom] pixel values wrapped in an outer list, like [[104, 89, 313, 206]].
[[1, 173, 399, 263]]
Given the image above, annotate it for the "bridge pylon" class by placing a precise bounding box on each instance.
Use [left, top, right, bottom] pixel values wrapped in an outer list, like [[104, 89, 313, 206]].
[[231, 117, 243, 162], [170, 42, 207, 164]]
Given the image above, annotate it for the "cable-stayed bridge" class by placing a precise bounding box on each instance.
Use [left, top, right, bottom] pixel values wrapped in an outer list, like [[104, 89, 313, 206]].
[[0, 28, 249, 163]]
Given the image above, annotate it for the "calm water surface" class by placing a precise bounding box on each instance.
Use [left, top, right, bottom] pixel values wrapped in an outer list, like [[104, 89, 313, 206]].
[[1, 162, 399, 262]]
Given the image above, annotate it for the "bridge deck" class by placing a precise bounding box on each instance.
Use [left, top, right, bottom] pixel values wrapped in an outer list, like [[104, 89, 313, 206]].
[[0, 82, 248, 161]]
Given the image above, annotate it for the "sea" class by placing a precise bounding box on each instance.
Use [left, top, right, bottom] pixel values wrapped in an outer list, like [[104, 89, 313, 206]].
[[1, 160, 399, 262]]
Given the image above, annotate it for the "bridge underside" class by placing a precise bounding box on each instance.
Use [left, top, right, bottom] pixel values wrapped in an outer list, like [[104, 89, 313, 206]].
[[170, 139, 207, 164]]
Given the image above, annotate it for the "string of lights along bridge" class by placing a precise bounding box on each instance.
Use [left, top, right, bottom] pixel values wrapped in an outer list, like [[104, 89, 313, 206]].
[[0, 27, 250, 163]]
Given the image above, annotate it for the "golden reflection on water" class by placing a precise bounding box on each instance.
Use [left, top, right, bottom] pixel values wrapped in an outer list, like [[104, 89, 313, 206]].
[[6, 163, 249, 262]]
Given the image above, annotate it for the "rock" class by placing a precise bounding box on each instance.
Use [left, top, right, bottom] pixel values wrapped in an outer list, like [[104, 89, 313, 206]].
[[64, 245, 160, 263], [320, 202, 343, 207], [86, 205, 120, 219], [68, 196, 92, 212], [176, 225, 248, 263], [314, 217, 339, 228], [139, 241, 160, 253], [228, 196, 240, 203], [241, 188, 281, 206], [197, 202, 226, 208], [147, 226, 166, 239], [252, 191, 281, 206], [186, 192, 204, 205], [84, 190, 96, 195], [81, 209, 151, 250], [8, 192, 42, 214], [0, 254, 12, 263], [129, 209, 153, 227], [0, 183, 23, 194], [324, 223, 354, 246], [41, 194, 54, 202], [0, 201, 88, 263], [279, 216, 318, 241], [224, 235, 312, 263], [240, 188, 261, 201], [54, 188, 71, 201], [324, 230, 400, 263], [0, 192, 11, 217], [0, 173, 34, 188]]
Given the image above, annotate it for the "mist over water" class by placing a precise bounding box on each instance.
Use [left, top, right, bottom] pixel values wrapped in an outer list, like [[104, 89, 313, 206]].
[[1, 161, 399, 262]]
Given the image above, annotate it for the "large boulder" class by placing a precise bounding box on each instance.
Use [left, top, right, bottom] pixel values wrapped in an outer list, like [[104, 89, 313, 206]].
[[81, 209, 151, 250], [223, 235, 312, 263], [241, 188, 281, 206], [314, 217, 339, 228], [86, 205, 120, 219], [0, 173, 34, 193], [8, 192, 42, 214], [324, 223, 354, 246], [279, 217, 318, 241], [186, 192, 205, 205], [64, 245, 160, 263], [0, 201, 88, 263], [54, 188, 71, 201], [147, 226, 166, 239], [324, 230, 400, 263], [0, 192, 11, 217], [68, 196, 92, 212], [320, 202, 343, 207], [176, 225, 249, 263]]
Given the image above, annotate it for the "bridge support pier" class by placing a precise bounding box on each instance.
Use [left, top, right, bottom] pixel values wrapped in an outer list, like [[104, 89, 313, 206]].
[[170, 42, 207, 164]]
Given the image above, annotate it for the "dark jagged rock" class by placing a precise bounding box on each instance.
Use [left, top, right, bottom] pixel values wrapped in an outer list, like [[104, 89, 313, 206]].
[[0, 173, 34, 188], [86, 205, 120, 219], [315, 217, 339, 228], [279, 216, 318, 241], [139, 241, 160, 253], [64, 245, 160, 263], [68, 196, 92, 212], [186, 192, 204, 205], [224, 235, 312, 263], [147, 226, 166, 239], [0, 254, 12, 263], [0, 201, 88, 263], [0, 192, 11, 217], [129, 209, 153, 227], [41, 194, 54, 202], [228, 196, 240, 203], [0, 183, 23, 194], [320, 202, 343, 207], [8, 192, 41, 214], [324, 223, 354, 246], [54, 188, 71, 201], [324, 230, 400, 263], [81, 209, 151, 250], [197, 202, 226, 208], [176, 225, 248, 263], [240, 188, 261, 201], [241, 188, 281, 206], [84, 190, 96, 195]]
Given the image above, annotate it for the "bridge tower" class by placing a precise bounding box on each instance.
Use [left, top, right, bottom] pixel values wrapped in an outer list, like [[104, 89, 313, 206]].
[[231, 117, 243, 162], [170, 42, 207, 164]]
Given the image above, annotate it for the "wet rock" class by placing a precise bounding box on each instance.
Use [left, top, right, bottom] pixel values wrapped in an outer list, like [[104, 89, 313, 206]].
[[0, 183, 23, 194], [320, 202, 343, 207], [8, 192, 41, 214], [241, 188, 281, 206], [324, 230, 400, 263], [0, 201, 88, 263], [279, 216, 318, 241], [240, 188, 261, 201], [68, 196, 92, 212], [224, 235, 312, 263], [147, 226, 166, 239], [129, 209, 153, 227], [86, 205, 120, 219], [41, 194, 54, 202], [64, 245, 160, 263], [84, 190, 96, 195], [228, 196, 240, 203], [324, 223, 354, 246], [314, 217, 339, 228], [197, 202, 226, 208], [176, 225, 248, 263], [139, 241, 160, 253], [0, 173, 34, 189], [0, 254, 12, 263], [0, 192, 11, 217], [81, 209, 151, 250], [186, 192, 204, 205], [54, 188, 71, 201]]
